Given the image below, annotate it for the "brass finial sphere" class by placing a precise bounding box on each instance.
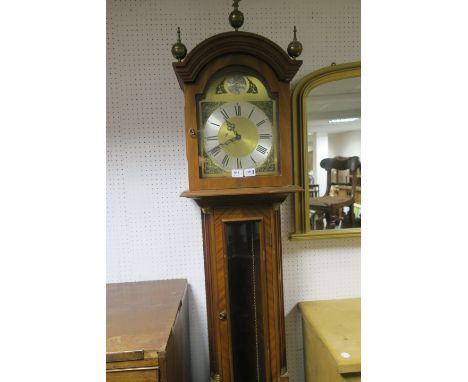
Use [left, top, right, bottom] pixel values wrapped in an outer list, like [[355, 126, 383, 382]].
[[229, 0, 244, 31], [171, 27, 187, 62], [287, 26, 303, 59]]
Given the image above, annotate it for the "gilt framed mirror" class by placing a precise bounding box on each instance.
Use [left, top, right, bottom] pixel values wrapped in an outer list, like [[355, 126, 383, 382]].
[[290, 62, 361, 240]]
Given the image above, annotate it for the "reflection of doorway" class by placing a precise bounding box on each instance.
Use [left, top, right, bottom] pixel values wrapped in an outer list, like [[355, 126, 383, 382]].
[[314, 133, 328, 196], [307, 145, 320, 202]]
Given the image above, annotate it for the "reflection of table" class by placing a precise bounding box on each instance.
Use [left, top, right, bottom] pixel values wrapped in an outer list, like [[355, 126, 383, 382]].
[[309, 195, 354, 230], [309, 184, 361, 229]]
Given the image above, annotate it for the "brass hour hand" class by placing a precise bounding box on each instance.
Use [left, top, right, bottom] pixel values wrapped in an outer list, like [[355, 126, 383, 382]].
[[220, 134, 241, 147]]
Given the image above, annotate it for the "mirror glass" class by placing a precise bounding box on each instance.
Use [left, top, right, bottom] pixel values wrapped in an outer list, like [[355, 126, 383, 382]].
[[306, 76, 361, 231]]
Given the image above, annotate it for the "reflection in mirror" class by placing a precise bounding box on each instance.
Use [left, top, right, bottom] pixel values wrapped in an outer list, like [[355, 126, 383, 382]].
[[291, 62, 360, 239], [307, 77, 361, 230]]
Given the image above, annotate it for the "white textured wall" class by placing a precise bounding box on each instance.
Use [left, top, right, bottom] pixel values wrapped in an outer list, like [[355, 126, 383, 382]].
[[107, 1, 360, 381], [328, 130, 361, 158]]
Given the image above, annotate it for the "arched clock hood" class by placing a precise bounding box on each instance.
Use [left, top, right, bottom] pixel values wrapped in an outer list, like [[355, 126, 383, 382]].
[[173, 31, 302, 89]]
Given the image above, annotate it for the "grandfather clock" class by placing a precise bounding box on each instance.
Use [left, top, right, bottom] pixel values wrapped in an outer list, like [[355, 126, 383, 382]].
[[172, 3, 302, 381]]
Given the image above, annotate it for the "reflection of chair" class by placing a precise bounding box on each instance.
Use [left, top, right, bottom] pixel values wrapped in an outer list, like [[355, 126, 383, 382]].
[[310, 156, 361, 229]]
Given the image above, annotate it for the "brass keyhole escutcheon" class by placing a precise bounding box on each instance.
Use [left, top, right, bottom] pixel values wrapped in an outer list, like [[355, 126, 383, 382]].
[[218, 311, 227, 320]]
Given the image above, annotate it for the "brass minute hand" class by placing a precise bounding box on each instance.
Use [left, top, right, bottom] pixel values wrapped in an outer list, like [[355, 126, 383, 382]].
[[220, 132, 241, 147]]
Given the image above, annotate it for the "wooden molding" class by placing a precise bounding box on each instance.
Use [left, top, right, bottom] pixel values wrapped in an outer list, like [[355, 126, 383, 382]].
[[181, 185, 302, 206], [173, 31, 302, 89]]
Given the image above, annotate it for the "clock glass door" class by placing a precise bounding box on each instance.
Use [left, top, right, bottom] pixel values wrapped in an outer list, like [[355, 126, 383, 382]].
[[225, 220, 266, 382], [197, 67, 279, 178]]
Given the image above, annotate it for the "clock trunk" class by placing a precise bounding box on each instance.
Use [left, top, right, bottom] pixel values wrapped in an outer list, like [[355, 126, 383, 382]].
[[201, 202, 288, 382]]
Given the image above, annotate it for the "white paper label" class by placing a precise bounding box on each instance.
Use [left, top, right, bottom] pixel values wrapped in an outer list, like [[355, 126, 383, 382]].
[[340, 352, 351, 359], [244, 168, 256, 177], [231, 169, 244, 178]]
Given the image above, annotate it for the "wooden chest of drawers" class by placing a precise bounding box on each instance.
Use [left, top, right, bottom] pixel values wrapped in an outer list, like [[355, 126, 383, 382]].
[[299, 298, 361, 382], [106, 279, 190, 382]]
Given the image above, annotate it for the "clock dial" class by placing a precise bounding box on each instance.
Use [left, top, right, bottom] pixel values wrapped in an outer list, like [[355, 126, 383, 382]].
[[203, 102, 274, 171], [197, 69, 279, 178]]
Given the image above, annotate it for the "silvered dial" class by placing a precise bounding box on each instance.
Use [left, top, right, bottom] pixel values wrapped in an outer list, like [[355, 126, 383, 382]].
[[203, 102, 273, 171]]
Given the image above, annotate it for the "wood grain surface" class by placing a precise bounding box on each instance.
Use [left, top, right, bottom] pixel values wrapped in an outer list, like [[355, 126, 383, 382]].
[[106, 279, 190, 382], [107, 279, 187, 355], [299, 298, 361, 381]]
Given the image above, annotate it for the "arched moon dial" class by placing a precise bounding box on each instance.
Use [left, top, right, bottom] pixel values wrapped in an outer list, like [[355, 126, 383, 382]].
[[225, 75, 246, 95], [204, 101, 273, 171]]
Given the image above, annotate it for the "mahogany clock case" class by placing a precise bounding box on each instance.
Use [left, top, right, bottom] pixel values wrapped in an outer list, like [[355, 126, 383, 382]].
[[172, 29, 302, 382]]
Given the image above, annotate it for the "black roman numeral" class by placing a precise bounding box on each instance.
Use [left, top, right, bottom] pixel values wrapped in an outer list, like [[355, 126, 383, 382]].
[[220, 109, 229, 121], [210, 121, 220, 127], [259, 133, 272, 139], [236, 158, 242, 168], [256, 145, 268, 155], [209, 145, 221, 157], [221, 155, 230, 167], [250, 155, 257, 166], [234, 104, 241, 116], [205, 135, 218, 141], [256, 119, 266, 127], [248, 107, 255, 119]]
